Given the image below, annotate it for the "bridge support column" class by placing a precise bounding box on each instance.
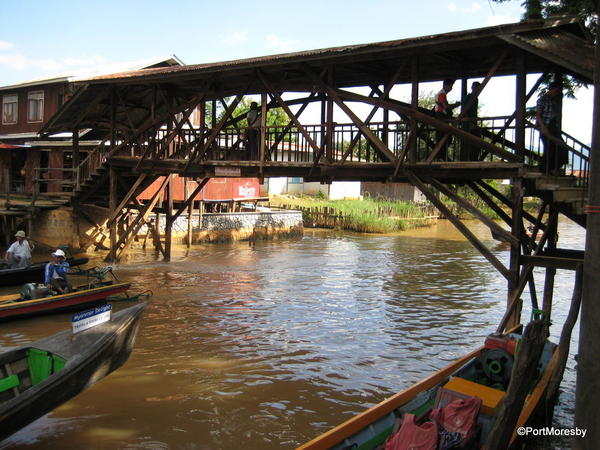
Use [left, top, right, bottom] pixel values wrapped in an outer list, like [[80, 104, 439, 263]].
[[107, 167, 118, 262], [506, 178, 524, 329], [575, 7, 600, 446]]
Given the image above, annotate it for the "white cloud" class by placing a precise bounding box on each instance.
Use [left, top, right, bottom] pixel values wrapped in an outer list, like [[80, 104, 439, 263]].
[[486, 14, 520, 26], [465, 2, 481, 13], [0, 41, 14, 50], [222, 30, 248, 46], [63, 55, 109, 67], [0, 53, 61, 71], [265, 34, 300, 53], [448, 2, 481, 13]]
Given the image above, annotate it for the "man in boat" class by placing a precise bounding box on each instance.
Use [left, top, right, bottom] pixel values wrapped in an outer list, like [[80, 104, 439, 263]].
[[44, 249, 71, 294], [3, 230, 34, 269]]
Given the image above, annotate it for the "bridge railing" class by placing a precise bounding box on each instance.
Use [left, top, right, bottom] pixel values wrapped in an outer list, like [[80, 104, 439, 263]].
[[102, 114, 589, 188]]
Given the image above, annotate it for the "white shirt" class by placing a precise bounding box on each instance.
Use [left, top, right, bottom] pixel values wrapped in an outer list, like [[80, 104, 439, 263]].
[[247, 109, 260, 128], [7, 240, 32, 260]]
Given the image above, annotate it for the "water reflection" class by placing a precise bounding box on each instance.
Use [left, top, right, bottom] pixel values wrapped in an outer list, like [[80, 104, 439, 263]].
[[0, 221, 583, 449]]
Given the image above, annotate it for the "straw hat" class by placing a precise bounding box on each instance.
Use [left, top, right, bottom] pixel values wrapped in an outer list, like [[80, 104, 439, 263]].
[[14, 230, 26, 238]]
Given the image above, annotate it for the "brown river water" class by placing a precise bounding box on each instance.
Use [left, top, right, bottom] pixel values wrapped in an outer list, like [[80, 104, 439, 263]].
[[0, 220, 584, 449]]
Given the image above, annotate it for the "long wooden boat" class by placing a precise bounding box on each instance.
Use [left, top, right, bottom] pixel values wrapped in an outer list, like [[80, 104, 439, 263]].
[[0, 282, 131, 321], [0, 302, 146, 441], [298, 330, 558, 450], [0, 257, 90, 287]]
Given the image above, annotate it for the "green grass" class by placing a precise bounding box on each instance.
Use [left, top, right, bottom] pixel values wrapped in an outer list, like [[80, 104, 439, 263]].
[[270, 196, 437, 233]]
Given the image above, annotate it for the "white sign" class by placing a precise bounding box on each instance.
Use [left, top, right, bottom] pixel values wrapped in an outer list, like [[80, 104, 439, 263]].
[[72, 304, 112, 334], [214, 167, 241, 177]]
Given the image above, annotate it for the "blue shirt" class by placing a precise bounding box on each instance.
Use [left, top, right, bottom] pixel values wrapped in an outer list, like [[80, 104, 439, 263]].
[[44, 261, 70, 284]]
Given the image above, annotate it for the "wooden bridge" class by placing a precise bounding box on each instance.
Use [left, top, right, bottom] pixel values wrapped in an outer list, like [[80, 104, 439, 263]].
[[33, 16, 592, 328]]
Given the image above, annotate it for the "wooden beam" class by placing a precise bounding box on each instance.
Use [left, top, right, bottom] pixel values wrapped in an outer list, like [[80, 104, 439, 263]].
[[258, 72, 323, 160], [406, 171, 512, 280], [172, 178, 209, 221], [107, 167, 118, 261], [475, 180, 545, 229], [106, 174, 148, 225], [496, 208, 559, 333], [426, 177, 519, 247], [112, 175, 172, 259], [165, 176, 173, 261], [305, 67, 398, 164], [341, 66, 403, 163], [336, 88, 519, 162]]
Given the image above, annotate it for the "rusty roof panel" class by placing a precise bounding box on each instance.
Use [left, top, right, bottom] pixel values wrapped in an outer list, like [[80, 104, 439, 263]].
[[499, 29, 593, 81]]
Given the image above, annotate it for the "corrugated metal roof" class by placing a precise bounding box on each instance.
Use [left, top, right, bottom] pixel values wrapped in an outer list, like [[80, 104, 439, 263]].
[[499, 29, 594, 80], [78, 16, 586, 84]]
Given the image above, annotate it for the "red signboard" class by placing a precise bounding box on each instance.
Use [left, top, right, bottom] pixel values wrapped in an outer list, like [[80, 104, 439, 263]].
[[138, 175, 260, 201]]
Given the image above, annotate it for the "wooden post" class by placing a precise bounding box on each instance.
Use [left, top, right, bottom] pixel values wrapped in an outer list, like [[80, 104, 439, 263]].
[[485, 320, 546, 450], [506, 178, 524, 329], [326, 67, 334, 162], [165, 178, 173, 261], [382, 83, 389, 147], [154, 211, 161, 253], [541, 204, 558, 324], [108, 167, 118, 262], [575, 5, 600, 446], [72, 128, 80, 190], [546, 264, 583, 407], [515, 52, 526, 159], [260, 91, 267, 178], [184, 178, 191, 247], [410, 57, 419, 163]]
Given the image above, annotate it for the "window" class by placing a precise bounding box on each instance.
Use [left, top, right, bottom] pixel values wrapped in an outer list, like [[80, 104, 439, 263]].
[[2, 94, 18, 124], [289, 177, 303, 184], [27, 91, 44, 122]]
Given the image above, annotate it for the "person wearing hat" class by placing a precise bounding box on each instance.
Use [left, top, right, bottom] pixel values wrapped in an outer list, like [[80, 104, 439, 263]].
[[44, 249, 71, 294], [4, 230, 34, 269]]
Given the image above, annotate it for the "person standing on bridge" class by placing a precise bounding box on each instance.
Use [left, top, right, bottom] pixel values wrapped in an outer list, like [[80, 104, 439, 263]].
[[536, 81, 567, 175], [4, 230, 34, 268], [460, 81, 482, 161], [434, 79, 460, 160], [246, 101, 261, 160]]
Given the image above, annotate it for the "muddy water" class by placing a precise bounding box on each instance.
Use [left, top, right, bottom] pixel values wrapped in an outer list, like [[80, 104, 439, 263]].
[[0, 220, 584, 449]]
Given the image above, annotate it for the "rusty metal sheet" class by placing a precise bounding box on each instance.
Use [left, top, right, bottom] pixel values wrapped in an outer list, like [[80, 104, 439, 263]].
[[499, 29, 593, 82]]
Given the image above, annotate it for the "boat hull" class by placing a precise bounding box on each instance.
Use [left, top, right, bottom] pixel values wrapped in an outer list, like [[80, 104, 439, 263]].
[[0, 302, 146, 441], [0, 283, 130, 321], [0, 257, 90, 287], [298, 333, 557, 450]]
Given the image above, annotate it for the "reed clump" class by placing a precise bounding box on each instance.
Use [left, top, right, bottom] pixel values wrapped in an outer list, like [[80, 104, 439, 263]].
[[270, 196, 437, 233]]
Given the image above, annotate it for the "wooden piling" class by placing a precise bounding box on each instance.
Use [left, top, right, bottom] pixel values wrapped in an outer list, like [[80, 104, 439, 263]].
[[485, 320, 546, 450]]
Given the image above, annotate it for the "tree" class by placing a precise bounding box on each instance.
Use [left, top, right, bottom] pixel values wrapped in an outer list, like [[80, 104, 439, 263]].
[[492, 0, 597, 97]]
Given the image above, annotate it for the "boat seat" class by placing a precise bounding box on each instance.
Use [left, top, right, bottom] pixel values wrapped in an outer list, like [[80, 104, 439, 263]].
[[439, 377, 505, 416], [0, 374, 19, 394]]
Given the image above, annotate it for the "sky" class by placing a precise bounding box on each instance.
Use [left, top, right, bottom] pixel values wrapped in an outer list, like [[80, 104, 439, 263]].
[[0, 0, 593, 143]]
